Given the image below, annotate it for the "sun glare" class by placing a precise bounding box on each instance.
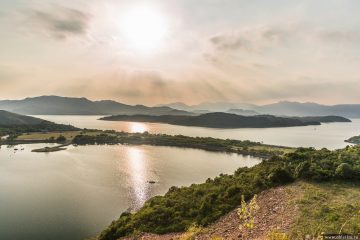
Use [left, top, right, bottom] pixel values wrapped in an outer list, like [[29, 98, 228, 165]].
[[122, 5, 168, 52]]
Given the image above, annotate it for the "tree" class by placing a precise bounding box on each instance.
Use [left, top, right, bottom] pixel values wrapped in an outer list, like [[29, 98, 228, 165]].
[[56, 135, 66, 142]]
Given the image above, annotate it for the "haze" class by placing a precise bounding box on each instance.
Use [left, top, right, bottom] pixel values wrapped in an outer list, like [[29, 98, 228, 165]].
[[1, 0, 360, 105]]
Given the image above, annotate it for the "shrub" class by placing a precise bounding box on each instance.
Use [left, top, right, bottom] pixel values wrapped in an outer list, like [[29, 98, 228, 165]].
[[335, 163, 353, 179]]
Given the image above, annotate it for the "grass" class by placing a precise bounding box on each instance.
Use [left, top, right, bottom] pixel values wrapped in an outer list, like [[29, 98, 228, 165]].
[[248, 145, 295, 154], [16, 130, 101, 141], [288, 181, 360, 239], [178, 225, 204, 240]]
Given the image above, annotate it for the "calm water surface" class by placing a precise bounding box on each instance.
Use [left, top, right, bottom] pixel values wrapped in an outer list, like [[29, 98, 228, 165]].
[[0, 144, 260, 239], [36, 115, 360, 149], [2, 115, 358, 239]]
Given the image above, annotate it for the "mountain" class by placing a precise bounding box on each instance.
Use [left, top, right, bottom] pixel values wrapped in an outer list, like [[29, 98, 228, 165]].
[[226, 108, 259, 116], [161, 101, 360, 118], [291, 116, 351, 123], [0, 110, 45, 125], [254, 101, 360, 118], [0, 96, 193, 116], [159, 102, 257, 112], [100, 113, 350, 129]]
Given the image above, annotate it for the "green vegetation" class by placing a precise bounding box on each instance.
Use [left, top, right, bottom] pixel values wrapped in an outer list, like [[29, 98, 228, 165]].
[[71, 131, 293, 158], [15, 130, 102, 142], [100, 113, 351, 129], [178, 225, 203, 240], [100, 112, 326, 129], [267, 230, 289, 240], [0, 110, 45, 125], [237, 195, 259, 230], [0, 122, 78, 140], [0, 110, 78, 141], [99, 146, 360, 240], [289, 181, 360, 238], [346, 135, 360, 144]]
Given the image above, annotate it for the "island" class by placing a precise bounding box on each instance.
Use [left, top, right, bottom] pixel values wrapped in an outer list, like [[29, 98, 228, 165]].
[[345, 135, 360, 144], [99, 112, 351, 129]]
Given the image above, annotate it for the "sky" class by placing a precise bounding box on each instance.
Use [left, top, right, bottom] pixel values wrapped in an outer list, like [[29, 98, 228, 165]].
[[0, 0, 360, 105]]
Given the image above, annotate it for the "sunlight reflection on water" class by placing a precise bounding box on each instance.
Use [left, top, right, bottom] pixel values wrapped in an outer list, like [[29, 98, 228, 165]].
[[126, 147, 148, 209], [129, 122, 148, 133]]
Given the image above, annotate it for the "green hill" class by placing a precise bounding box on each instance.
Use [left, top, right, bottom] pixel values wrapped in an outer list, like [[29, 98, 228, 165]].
[[0, 110, 44, 125], [100, 112, 351, 129], [0, 110, 78, 137]]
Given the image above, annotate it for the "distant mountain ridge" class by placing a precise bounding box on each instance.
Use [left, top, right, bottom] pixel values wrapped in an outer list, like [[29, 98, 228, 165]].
[[100, 112, 350, 129], [0, 96, 193, 116], [161, 101, 360, 118], [226, 108, 259, 116], [2, 96, 360, 118], [256, 101, 360, 118]]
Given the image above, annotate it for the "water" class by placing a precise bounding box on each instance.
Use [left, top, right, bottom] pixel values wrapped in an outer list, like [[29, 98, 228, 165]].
[[2, 115, 359, 239], [0, 144, 261, 240], [35, 115, 360, 150]]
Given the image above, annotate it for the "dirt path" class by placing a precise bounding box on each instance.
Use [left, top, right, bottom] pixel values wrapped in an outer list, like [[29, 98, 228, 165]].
[[121, 184, 300, 240]]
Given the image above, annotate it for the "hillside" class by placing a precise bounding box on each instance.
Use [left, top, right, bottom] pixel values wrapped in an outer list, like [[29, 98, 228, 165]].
[[126, 181, 360, 240], [226, 108, 259, 116], [0, 110, 78, 136], [0, 110, 44, 125], [100, 113, 350, 129], [291, 115, 351, 123], [99, 146, 360, 240], [346, 135, 360, 144], [0, 96, 193, 116]]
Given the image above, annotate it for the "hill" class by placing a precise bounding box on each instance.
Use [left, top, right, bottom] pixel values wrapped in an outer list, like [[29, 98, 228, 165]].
[[0, 110, 45, 125], [0, 110, 78, 136], [100, 112, 350, 129], [346, 135, 360, 144], [255, 101, 360, 118], [126, 181, 360, 240], [226, 108, 259, 116], [99, 146, 360, 240], [0, 96, 193, 116], [161, 101, 360, 118], [291, 115, 351, 123]]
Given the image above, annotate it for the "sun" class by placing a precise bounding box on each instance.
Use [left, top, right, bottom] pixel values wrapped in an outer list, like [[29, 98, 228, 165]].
[[121, 5, 168, 52]]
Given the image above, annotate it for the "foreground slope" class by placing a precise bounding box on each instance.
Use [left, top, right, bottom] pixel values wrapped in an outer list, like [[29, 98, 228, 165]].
[[99, 146, 360, 240], [124, 181, 359, 240]]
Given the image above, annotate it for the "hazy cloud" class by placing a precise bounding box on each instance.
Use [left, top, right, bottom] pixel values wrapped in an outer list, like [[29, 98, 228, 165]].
[[209, 26, 290, 52], [210, 35, 247, 51], [30, 6, 89, 40], [318, 30, 360, 43], [0, 66, 18, 85]]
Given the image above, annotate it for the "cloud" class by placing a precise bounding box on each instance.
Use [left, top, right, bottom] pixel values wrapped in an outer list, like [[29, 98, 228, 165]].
[[209, 26, 290, 52], [210, 34, 247, 51], [317, 30, 360, 43], [30, 6, 90, 40], [0, 65, 19, 85]]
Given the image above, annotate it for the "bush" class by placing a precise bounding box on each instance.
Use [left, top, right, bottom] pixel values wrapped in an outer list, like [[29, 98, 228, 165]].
[[56, 135, 66, 142], [335, 163, 353, 179]]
